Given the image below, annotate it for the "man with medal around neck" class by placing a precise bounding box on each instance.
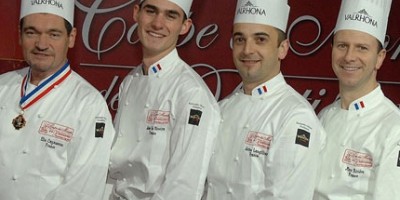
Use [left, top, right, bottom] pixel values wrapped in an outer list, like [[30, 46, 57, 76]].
[[106, 0, 221, 199], [205, 0, 325, 199], [313, 0, 400, 199], [0, 1, 115, 200]]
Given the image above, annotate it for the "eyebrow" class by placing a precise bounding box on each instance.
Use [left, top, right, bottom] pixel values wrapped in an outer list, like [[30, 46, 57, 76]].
[[233, 32, 270, 37], [143, 4, 182, 18], [23, 26, 63, 34]]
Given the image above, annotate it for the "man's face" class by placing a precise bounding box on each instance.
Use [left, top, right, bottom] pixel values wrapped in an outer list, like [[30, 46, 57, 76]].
[[20, 13, 76, 78], [332, 30, 385, 93], [232, 23, 288, 88], [134, 0, 191, 58]]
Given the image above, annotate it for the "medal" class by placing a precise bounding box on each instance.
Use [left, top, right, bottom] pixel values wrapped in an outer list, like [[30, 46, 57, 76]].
[[13, 61, 72, 130], [12, 114, 26, 130]]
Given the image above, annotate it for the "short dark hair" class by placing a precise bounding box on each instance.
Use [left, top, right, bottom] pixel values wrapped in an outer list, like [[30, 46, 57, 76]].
[[138, 0, 188, 21], [20, 18, 73, 35], [275, 28, 287, 47]]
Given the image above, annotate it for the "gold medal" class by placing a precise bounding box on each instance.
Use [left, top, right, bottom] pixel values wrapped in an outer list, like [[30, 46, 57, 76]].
[[12, 114, 26, 130]]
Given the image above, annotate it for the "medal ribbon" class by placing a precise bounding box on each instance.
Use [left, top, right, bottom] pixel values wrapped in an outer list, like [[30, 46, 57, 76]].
[[20, 61, 72, 110]]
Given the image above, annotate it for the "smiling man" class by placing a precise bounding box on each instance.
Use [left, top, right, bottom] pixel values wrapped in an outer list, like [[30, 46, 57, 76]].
[[313, 0, 400, 199], [0, 1, 115, 200], [205, 0, 325, 199], [107, 0, 221, 200]]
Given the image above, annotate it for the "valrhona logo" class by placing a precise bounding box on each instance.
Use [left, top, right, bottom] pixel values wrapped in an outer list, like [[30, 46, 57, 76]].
[[237, 1, 267, 17], [31, 0, 64, 9], [345, 9, 378, 28]]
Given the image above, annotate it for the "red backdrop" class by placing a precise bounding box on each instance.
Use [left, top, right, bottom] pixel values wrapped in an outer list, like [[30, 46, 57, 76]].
[[1, 0, 399, 115]]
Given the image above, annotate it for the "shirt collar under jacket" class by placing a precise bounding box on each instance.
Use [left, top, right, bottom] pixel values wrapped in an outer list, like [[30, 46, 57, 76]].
[[339, 85, 384, 112], [139, 49, 179, 78], [241, 72, 286, 97]]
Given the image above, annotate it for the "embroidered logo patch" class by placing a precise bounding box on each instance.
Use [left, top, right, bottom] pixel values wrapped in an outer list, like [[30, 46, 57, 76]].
[[245, 131, 272, 150], [188, 109, 202, 126], [95, 117, 106, 138], [244, 132, 272, 157], [295, 129, 310, 147], [39, 121, 74, 142], [147, 110, 170, 125], [397, 151, 400, 167], [342, 149, 373, 168]]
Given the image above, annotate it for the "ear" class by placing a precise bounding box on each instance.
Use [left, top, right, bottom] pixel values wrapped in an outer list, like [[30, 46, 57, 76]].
[[278, 39, 289, 60], [375, 48, 386, 71], [179, 19, 192, 35], [133, 4, 140, 22], [68, 28, 77, 48]]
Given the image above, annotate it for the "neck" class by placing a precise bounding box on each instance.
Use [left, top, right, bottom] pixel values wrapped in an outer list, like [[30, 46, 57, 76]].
[[142, 48, 174, 75], [339, 82, 378, 109]]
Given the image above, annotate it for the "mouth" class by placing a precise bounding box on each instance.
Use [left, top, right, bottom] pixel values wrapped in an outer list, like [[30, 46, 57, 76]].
[[32, 51, 50, 58], [341, 65, 361, 72], [241, 59, 261, 65], [147, 31, 165, 38]]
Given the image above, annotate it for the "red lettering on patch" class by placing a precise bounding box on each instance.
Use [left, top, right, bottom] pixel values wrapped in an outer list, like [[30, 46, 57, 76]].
[[342, 149, 373, 168], [39, 121, 74, 142], [146, 110, 170, 125], [245, 132, 272, 150]]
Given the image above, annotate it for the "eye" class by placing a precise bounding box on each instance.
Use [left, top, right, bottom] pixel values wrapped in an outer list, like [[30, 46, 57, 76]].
[[256, 36, 267, 44], [24, 30, 37, 37], [49, 32, 61, 39], [144, 7, 156, 15], [336, 43, 347, 49], [358, 45, 368, 51], [233, 36, 245, 45], [166, 13, 178, 20]]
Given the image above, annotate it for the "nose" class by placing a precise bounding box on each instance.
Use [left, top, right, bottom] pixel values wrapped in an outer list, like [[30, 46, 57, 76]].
[[151, 14, 164, 30], [343, 47, 356, 62], [35, 34, 49, 51], [242, 40, 255, 55]]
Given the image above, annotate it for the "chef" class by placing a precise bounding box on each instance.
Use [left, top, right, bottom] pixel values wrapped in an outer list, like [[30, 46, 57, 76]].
[[313, 0, 400, 199], [0, 0, 115, 199], [205, 0, 325, 199]]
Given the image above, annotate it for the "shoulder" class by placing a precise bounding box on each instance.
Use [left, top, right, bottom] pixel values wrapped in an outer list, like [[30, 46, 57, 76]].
[[66, 71, 107, 106], [0, 67, 28, 85]]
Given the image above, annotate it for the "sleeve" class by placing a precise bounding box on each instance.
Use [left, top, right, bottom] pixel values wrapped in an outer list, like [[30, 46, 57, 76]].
[[44, 95, 116, 200], [151, 87, 221, 200], [264, 107, 323, 200], [373, 128, 400, 199]]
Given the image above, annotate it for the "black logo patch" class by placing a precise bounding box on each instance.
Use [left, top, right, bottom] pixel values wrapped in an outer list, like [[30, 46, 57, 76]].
[[95, 122, 105, 138], [397, 151, 400, 167], [295, 129, 310, 147], [188, 109, 202, 126]]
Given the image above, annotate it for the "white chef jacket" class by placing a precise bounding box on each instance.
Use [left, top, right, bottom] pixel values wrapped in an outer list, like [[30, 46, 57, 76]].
[[313, 86, 400, 200], [206, 73, 325, 200], [108, 49, 221, 200], [0, 66, 115, 200]]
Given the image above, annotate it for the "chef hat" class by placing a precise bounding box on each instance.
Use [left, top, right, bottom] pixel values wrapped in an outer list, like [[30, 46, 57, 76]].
[[140, 0, 193, 17], [334, 0, 392, 45], [20, 0, 75, 26], [234, 0, 290, 33]]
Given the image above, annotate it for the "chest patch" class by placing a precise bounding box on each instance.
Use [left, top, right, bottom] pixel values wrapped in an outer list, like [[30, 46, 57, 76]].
[[147, 110, 170, 125], [39, 121, 74, 142], [342, 149, 373, 168]]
